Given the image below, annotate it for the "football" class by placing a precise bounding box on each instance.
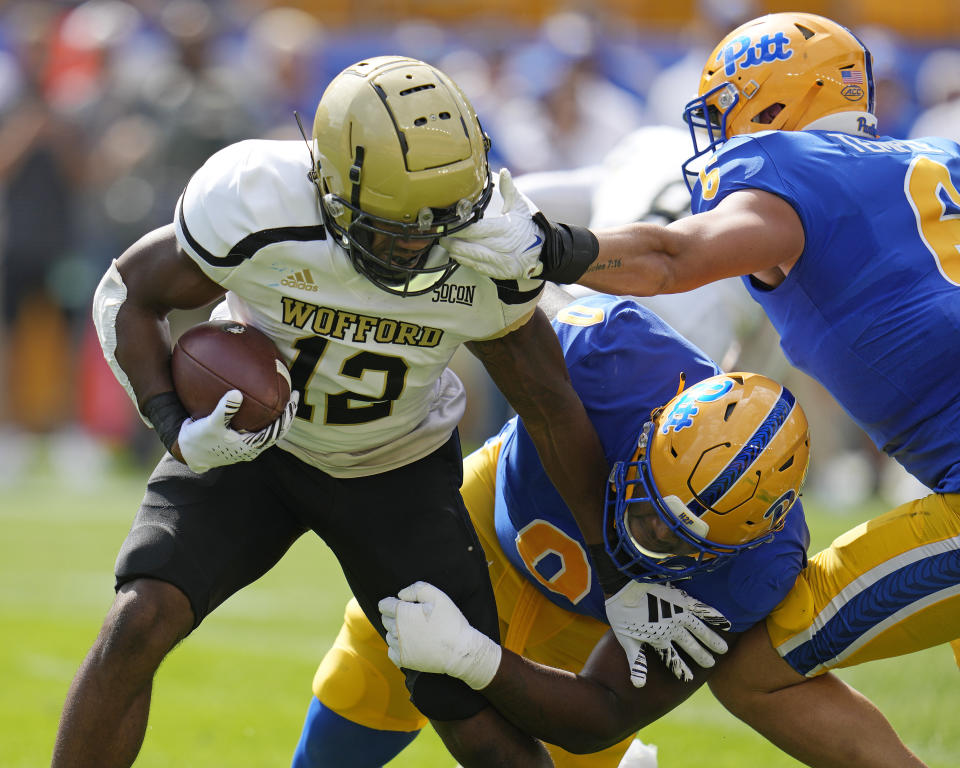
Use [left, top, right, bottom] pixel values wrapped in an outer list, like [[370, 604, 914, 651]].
[[171, 320, 291, 432]]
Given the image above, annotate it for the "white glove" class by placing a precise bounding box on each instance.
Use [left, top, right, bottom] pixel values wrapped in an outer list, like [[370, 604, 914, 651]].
[[177, 389, 298, 474], [604, 580, 730, 687], [378, 581, 502, 690], [439, 168, 545, 280]]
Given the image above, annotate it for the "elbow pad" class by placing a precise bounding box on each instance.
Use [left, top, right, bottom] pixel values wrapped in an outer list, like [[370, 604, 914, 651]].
[[92, 260, 150, 425], [533, 211, 600, 285]]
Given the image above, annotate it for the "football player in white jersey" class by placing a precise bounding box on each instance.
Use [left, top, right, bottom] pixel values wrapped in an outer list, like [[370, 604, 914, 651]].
[[54, 57, 622, 768]]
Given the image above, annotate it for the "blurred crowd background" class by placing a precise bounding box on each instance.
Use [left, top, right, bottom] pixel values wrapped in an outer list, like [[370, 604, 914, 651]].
[[0, 0, 955, 505]]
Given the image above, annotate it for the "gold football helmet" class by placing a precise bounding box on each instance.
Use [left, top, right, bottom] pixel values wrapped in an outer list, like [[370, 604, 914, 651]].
[[683, 13, 878, 184], [605, 372, 810, 581], [312, 56, 493, 296]]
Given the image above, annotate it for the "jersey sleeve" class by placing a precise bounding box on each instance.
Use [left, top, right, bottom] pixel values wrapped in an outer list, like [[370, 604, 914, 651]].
[[470, 277, 545, 341], [691, 133, 835, 261], [174, 141, 249, 284], [691, 135, 794, 209], [174, 139, 306, 286]]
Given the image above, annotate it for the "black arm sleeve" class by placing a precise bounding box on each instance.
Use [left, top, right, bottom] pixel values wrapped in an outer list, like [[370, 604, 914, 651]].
[[534, 211, 600, 285], [142, 391, 190, 453]]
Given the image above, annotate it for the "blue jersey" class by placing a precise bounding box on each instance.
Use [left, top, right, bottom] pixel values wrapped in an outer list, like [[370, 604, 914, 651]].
[[494, 295, 810, 632], [692, 130, 960, 493]]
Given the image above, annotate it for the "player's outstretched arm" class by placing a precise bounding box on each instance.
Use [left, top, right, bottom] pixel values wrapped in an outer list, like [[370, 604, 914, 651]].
[[467, 307, 609, 544], [380, 581, 735, 754], [486, 630, 729, 754], [577, 188, 805, 297], [709, 622, 928, 768], [441, 181, 803, 296]]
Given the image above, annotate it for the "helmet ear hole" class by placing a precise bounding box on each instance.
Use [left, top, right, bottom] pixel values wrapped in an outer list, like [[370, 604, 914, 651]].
[[752, 103, 786, 125]]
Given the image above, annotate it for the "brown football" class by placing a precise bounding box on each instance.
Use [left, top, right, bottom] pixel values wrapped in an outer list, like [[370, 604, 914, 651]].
[[171, 320, 291, 432]]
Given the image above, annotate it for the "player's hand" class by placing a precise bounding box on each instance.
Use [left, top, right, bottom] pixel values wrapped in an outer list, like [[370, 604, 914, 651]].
[[176, 389, 298, 474], [604, 580, 730, 687], [439, 168, 545, 280], [378, 581, 502, 690]]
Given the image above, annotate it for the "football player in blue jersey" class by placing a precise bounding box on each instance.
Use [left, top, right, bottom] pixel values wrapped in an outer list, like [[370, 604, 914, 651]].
[[439, 11, 959, 766], [292, 287, 815, 768]]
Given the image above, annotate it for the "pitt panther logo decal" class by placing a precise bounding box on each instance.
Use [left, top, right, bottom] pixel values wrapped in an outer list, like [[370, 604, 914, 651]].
[[660, 378, 734, 434], [717, 32, 793, 77], [856, 116, 878, 136], [764, 489, 797, 528]]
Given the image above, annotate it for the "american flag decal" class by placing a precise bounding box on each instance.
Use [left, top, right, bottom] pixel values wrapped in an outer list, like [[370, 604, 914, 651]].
[[842, 70, 864, 84]]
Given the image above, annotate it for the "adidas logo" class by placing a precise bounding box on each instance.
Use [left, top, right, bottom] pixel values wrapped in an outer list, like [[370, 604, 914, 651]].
[[281, 269, 319, 292], [647, 593, 683, 621]]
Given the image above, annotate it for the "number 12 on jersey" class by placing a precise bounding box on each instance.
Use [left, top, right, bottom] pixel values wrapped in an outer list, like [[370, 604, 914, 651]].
[[288, 336, 409, 425]]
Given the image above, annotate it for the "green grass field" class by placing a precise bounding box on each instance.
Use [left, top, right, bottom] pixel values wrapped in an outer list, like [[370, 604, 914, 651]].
[[3, 461, 957, 768]]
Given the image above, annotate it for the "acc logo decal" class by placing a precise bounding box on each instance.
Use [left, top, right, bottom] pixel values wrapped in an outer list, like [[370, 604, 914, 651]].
[[660, 378, 734, 434], [841, 85, 864, 101], [717, 32, 793, 77]]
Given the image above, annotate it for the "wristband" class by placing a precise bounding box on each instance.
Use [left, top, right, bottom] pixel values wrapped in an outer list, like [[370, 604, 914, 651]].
[[534, 211, 600, 284], [588, 543, 630, 595], [142, 391, 190, 453]]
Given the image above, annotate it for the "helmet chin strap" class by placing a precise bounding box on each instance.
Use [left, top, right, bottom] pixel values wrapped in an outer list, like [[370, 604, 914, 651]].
[[349, 146, 365, 209], [662, 495, 711, 539]]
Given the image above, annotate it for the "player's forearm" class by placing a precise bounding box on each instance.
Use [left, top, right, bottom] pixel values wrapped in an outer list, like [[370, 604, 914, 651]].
[[482, 650, 635, 754], [110, 226, 224, 408], [113, 300, 178, 410], [575, 223, 677, 296], [112, 295, 192, 461], [469, 310, 610, 544]]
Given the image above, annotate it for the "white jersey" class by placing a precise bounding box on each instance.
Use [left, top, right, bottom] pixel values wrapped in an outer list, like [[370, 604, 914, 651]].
[[174, 139, 542, 477]]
